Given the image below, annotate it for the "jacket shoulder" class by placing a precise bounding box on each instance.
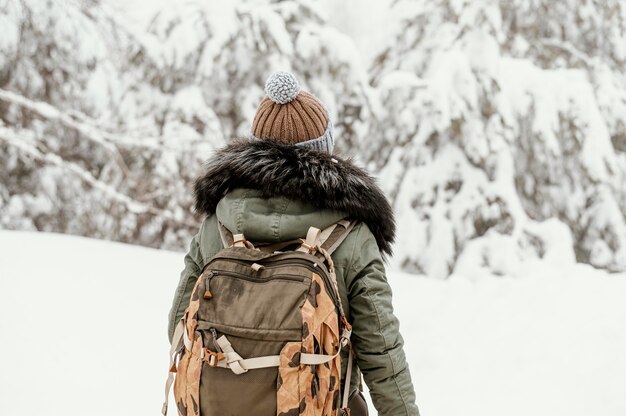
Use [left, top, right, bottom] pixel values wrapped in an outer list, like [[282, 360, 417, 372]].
[[332, 222, 382, 272], [196, 214, 224, 266]]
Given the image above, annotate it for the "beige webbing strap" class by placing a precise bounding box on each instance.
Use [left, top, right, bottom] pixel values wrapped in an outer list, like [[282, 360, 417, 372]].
[[217, 221, 255, 249], [217, 221, 234, 248], [212, 351, 341, 371], [296, 220, 355, 256], [162, 320, 185, 415], [301, 351, 341, 365], [216, 352, 280, 371], [232, 233, 247, 248], [183, 325, 193, 351], [342, 347, 354, 410], [212, 335, 344, 374], [215, 335, 248, 374], [296, 226, 322, 253], [171, 320, 185, 356]]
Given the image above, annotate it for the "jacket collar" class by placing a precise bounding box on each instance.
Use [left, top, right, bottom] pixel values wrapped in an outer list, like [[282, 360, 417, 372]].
[[194, 139, 396, 256]]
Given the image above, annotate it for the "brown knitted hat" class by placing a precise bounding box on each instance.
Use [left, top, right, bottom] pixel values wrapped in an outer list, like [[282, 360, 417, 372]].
[[250, 71, 334, 153]]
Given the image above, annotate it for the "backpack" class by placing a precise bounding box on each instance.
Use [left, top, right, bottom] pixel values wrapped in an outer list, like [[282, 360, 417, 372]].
[[163, 219, 357, 416]]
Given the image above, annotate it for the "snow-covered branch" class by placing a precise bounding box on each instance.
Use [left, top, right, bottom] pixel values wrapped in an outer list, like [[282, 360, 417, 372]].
[[0, 88, 186, 157], [539, 38, 593, 66], [0, 88, 131, 176], [0, 126, 198, 229]]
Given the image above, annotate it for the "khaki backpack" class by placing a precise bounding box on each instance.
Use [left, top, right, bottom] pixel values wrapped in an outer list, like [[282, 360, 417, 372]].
[[163, 220, 356, 416]]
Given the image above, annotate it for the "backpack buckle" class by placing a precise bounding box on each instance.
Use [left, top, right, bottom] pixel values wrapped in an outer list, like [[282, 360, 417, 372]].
[[298, 242, 317, 253], [204, 349, 225, 367], [340, 316, 352, 347], [232, 234, 248, 248], [297, 227, 322, 254], [340, 329, 352, 347]]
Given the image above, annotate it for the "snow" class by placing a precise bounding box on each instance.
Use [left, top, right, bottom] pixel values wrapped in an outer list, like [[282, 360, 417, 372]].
[[0, 231, 179, 416], [1, 230, 625, 416]]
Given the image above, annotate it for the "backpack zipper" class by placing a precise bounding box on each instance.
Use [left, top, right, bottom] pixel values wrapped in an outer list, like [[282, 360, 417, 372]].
[[202, 270, 306, 302], [263, 258, 341, 309], [203, 271, 215, 299], [226, 257, 328, 273], [209, 269, 306, 283], [209, 327, 221, 352]]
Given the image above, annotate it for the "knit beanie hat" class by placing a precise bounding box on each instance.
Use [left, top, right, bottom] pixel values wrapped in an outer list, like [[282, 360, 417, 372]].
[[249, 71, 334, 153]]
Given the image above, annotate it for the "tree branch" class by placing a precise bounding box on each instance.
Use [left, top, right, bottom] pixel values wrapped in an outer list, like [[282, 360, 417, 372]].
[[539, 38, 592, 66], [0, 87, 194, 153], [0, 126, 198, 228], [0, 88, 132, 176]]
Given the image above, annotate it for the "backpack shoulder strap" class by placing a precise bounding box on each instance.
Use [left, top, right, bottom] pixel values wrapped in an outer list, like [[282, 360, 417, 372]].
[[296, 219, 356, 257], [318, 219, 356, 256], [217, 221, 234, 248], [217, 221, 253, 249], [162, 319, 185, 415]]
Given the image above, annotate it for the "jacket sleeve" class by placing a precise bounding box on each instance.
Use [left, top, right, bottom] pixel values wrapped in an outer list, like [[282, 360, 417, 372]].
[[167, 227, 204, 344], [346, 224, 420, 416]]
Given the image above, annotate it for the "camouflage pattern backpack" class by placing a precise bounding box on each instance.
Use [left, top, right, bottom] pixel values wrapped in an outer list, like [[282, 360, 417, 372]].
[[163, 220, 356, 416]]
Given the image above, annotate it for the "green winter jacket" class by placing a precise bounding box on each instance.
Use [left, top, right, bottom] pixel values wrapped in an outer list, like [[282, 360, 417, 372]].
[[168, 140, 419, 416]]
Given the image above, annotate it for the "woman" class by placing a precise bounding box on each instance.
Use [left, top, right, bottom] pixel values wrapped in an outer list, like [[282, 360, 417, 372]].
[[168, 71, 419, 416]]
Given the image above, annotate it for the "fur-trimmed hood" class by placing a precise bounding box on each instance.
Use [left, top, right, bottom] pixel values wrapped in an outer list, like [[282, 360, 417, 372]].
[[194, 139, 396, 255]]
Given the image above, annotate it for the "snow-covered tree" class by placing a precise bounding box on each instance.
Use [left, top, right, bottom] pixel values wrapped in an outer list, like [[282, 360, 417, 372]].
[[146, 0, 371, 148], [0, 0, 217, 249], [2, 0, 625, 278], [367, 0, 626, 277], [0, 0, 370, 250]]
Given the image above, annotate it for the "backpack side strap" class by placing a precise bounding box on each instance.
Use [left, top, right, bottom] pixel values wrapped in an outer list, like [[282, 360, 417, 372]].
[[296, 220, 356, 411], [342, 347, 354, 410], [162, 319, 185, 415]]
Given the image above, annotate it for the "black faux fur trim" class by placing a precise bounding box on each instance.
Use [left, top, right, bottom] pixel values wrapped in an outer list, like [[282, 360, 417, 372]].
[[194, 139, 396, 256]]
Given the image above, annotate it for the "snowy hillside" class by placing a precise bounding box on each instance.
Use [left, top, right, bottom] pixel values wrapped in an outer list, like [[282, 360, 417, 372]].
[[1, 0, 624, 278], [1, 230, 625, 416]]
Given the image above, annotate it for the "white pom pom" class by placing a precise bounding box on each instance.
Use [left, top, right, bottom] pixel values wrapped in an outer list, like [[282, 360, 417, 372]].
[[264, 71, 301, 104]]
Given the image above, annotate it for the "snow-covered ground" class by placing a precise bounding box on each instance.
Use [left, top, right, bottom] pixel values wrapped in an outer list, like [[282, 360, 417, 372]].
[[1, 230, 625, 416]]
